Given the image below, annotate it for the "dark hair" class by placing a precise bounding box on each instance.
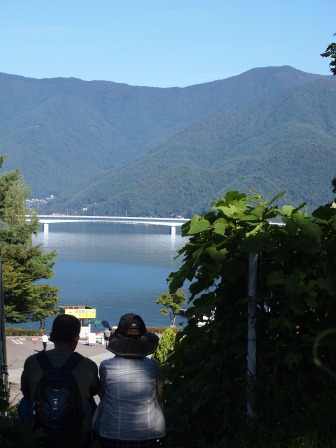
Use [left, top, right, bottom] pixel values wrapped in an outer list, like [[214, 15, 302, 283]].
[[49, 314, 81, 343]]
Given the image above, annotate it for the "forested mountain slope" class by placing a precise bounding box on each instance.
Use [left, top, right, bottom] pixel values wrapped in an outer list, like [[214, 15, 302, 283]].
[[45, 77, 336, 216], [0, 66, 324, 201]]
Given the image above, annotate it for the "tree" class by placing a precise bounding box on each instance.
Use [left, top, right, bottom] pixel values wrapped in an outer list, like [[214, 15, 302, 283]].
[[323, 36, 336, 206], [0, 156, 60, 326], [321, 34, 336, 75], [162, 190, 336, 447], [156, 289, 186, 327]]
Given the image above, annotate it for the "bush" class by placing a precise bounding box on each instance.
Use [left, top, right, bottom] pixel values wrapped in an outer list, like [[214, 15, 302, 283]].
[[148, 326, 180, 335], [163, 191, 336, 447], [5, 328, 42, 337], [6, 328, 42, 337], [152, 328, 176, 365], [0, 387, 41, 447], [5, 326, 179, 337]]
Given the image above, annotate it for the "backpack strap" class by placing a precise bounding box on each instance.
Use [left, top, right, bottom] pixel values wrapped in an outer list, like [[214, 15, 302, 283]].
[[36, 350, 54, 371], [62, 352, 84, 371], [36, 350, 84, 372]]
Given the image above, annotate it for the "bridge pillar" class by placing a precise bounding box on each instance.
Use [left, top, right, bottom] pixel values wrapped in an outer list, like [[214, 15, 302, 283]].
[[44, 223, 49, 235], [170, 226, 176, 236]]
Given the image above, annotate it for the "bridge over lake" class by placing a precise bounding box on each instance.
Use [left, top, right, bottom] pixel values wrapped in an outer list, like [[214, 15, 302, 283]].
[[27, 215, 189, 236]]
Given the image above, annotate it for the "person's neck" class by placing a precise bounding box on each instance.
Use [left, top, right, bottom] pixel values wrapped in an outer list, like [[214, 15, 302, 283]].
[[54, 342, 76, 351]]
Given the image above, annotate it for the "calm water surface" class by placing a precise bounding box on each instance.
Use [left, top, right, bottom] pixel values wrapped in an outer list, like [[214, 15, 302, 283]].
[[22, 222, 186, 331]]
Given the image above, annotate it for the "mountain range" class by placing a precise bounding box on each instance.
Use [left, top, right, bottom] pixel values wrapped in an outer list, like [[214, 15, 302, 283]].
[[0, 66, 335, 216]]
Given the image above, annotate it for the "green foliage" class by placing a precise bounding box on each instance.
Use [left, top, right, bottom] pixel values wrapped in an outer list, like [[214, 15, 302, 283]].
[[0, 386, 40, 447], [156, 289, 186, 327], [212, 430, 331, 448], [162, 190, 336, 447], [5, 328, 42, 337], [152, 328, 177, 365], [321, 34, 336, 76], [4, 327, 174, 337], [0, 414, 43, 447], [0, 157, 60, 324]]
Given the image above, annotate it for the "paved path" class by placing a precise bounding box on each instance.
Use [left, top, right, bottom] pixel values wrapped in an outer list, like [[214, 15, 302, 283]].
[[6, 336, 113, 404]]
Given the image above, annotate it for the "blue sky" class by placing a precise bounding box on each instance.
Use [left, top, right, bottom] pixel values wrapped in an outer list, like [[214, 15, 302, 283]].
[[1, 0, 335, 87]]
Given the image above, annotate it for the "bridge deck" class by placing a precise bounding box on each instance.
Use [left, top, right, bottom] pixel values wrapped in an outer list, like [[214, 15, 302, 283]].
[[27, 215, 188, 227], [26, 215, 189, 235]]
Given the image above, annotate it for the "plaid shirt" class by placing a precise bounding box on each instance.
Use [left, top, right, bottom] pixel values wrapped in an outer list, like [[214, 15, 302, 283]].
[[95, 356, 165, 442]]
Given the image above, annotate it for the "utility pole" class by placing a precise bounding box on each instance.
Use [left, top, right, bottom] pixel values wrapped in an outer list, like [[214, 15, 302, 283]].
[[0, 255, 8, 409]]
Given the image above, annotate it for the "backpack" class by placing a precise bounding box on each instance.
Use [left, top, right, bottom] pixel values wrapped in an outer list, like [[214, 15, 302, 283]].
[[32, 351, 85, 444]]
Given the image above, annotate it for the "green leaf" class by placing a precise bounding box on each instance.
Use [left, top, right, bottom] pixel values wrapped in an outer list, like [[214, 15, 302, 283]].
[[215, 205, 240, 217], [221, 258, 245, 283], [218, 190, 247, 203], [303, 291, 318, 308], [192, 246, 207, 262], [240, 232, 272, 253], [283, 218, 298, 234], [290, 235, 321, 253], [300, 221, 321, 239], [312, 205, 336, 221], [249, 206, 265, 218], [268, 190, 286, 206], [267, 270, 285, 286], [272, 246, 290, 263], [281, 205, 295, 216], [213, 219, 229, 235], [188, 217, 211, 234], [316, 277, 336, 296], [283, 350, 303, 368], [206, 246, 228, 263], [284, 272, 303, 295]]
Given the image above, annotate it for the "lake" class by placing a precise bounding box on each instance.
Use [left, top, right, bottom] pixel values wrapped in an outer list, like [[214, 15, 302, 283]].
[[9, 222, 187, 332], [7, 222, 187, 332]]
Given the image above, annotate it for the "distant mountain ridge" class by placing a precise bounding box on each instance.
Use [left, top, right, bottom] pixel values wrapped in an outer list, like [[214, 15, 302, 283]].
[[0, 66, 334, 216]]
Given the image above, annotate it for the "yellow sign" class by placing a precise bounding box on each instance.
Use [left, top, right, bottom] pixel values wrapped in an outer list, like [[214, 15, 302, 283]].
[[63, 308, 96, 319]]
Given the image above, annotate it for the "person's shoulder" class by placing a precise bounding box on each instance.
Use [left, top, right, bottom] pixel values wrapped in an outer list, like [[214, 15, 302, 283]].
[[100, 356, 115, 367], [23, 352, 42, 368], [78, 355, 98, 370], [25, 348, 56, 363], [149, 358, 159, 367], [143, 357, 160, 372], [24, 353, 37, 363], [100, 356, 123, 372], [143, 356, 158, 365]]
